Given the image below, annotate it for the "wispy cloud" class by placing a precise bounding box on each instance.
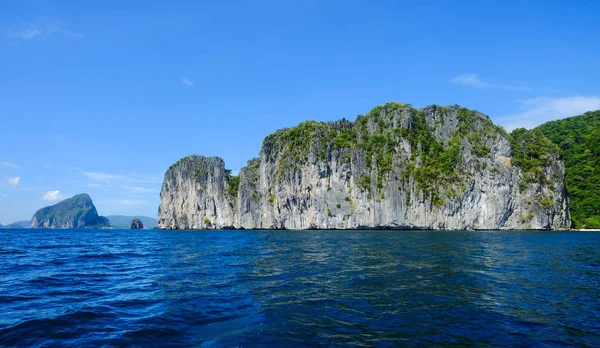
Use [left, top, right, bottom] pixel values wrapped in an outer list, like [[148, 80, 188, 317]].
[[6, 20, 83, 41], [7, 177, 20, 187], [82, 171, 159, 184], [498, 96, 600, 131], [127, 186, 156, 193], [82, 171, 121, 183], [42, 190, 63, 201], [451, 73, 533, 92], [52, 134, 71, 141], [0, 193, 7, 198], [181, 78, 194, 87], [80, 170, 160, 194], [1, 162, 20, 168]]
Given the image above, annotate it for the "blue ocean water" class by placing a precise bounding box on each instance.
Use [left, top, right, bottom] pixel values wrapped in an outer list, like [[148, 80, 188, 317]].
[[0, 229, 599, 347]]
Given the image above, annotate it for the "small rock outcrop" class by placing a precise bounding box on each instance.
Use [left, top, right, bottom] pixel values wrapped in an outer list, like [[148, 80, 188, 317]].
[[130, 218, 144, 229], [158, 103, 570, 230], [107, 215, 157, 229], [31, 194, 110, 229]]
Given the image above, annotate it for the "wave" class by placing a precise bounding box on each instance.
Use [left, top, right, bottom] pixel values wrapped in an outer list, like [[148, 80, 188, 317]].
[[0, 249, 27, 255], [0, 309, 116, 345]]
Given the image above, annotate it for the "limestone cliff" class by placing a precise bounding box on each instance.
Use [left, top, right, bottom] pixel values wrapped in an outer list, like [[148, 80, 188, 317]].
[[158, 103, 570, 230], [31, 194, 110, 229], [158, 156, 236, 229]]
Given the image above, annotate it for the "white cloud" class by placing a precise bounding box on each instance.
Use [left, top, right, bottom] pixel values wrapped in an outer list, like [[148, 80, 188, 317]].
[[82, 171, 159, 184], [0, 193, 7, 197], [451, 73, 533, 91], [81, 170, 160, 194], [451, 74, 486, 88], [1, 162, 20, 168], [6, 20, 82, 41], [7, 24, 43, 40], [42, 190, 63, 201], [127, 186, 156, 193], [499, 96, 600, 131], [7, 177, 20, 187], [181, 78, 194, 87]]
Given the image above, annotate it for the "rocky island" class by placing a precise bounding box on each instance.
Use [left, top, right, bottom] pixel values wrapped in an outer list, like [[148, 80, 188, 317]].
[[158, 103, 570, 230], [105, 215, 157, 229], [130, 218, 144, 229], [31, 193, 110, 229]]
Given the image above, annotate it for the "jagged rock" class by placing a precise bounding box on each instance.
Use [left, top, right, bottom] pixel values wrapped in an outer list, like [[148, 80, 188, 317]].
[[31, 194, 110, 229], [158, 103, 570, 230], [130, 218, 144, 229]]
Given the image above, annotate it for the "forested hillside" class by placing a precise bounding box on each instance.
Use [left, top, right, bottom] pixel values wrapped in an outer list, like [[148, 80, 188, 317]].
[[537, 110, 600, 228]]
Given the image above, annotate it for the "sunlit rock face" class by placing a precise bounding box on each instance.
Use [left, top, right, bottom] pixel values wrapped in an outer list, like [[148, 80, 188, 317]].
[[159, 103, 570, 231]]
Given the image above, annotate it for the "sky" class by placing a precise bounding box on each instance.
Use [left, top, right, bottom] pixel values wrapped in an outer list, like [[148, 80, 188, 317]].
[[1, 0, 599, 223]]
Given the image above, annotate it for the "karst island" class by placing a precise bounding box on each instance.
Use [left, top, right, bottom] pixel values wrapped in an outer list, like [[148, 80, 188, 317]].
[[158, 102, 570, 230]]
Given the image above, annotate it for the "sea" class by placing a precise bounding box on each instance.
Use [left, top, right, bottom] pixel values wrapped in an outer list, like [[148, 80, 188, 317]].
[[1, 229, 599, 347]]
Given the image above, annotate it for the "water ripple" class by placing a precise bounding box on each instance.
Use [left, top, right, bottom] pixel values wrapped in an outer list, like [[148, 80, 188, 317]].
[[0, 229, 599, 346]]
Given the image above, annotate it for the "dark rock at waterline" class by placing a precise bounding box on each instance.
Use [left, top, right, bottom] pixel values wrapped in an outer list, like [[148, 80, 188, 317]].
[[130, 218, 144, 229]]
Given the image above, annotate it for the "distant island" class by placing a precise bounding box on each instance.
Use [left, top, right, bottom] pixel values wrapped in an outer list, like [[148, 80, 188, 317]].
[[1, 209, 158, 230], [30, 194, 109, 229], [5, 221, 29, 229], [106, 215, 157, 229], [158, 102, 571, 230], [0, 220, 31, 229]]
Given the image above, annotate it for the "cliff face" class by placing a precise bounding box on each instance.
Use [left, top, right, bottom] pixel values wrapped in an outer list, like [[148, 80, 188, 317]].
[[158, 103, 570, 230], [158, 156, 236, 229], [31, 194, 110, 229]]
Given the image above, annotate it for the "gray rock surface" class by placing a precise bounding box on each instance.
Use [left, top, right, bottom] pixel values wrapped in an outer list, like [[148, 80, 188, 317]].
[[31, 193, 110, 229], [158, 156, 236, 229], [158, 103, 570, 230]]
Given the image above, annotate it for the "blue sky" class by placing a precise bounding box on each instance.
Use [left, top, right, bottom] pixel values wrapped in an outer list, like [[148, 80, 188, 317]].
[[1, 0, 599, 223]]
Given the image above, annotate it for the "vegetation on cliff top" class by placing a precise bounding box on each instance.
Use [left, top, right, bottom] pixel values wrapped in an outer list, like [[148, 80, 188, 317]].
[[225, 169, 240, 198], [509, 128, 561, 187], [537, 110, 600, 228], [263, 102, 523, 204], [169, 103, 564, 216]]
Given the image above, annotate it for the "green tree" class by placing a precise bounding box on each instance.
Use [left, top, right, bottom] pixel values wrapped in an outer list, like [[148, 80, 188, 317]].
[[537, 110, 600, 228]]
